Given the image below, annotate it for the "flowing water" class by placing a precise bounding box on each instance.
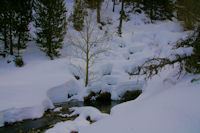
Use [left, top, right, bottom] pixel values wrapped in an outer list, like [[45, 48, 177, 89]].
[[0, 100, 122, 133]]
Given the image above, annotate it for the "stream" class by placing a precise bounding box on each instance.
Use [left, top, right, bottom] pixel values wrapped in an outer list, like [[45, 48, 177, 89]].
[[0, 100, 122, 133]]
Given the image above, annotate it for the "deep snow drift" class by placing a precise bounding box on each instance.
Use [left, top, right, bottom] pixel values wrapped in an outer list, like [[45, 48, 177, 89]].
[[46, 106, 109, 133], [78, 74, 200, 133], [45, 71, 200, 133], [0, 0, 199, 133]]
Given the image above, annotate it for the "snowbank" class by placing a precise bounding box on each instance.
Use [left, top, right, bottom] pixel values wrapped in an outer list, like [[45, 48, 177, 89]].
[[79, 75, 200, 133], [0, 43, 81, 126], [45, 106, 109, 133]]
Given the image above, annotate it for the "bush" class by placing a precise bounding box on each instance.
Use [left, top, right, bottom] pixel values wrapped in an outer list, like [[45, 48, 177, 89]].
[[121, 90, 142, 102], [184, 35, 200, 74], [14, 56, 24, 67]]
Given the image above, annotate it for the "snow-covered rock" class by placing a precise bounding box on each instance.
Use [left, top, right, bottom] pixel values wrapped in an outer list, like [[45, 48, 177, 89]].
[[45, 106, 109, 133]]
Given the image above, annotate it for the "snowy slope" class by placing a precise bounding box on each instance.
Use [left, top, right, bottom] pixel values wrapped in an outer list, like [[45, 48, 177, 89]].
[[0, 45, 76, 126], [44, 68, 200, 133], [79, 74, 200, 133]]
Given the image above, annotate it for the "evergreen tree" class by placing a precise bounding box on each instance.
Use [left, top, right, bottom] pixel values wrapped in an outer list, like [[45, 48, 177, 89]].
[[7, 0, 16, 55], [14, 0, 33, 56], [176, 0, 200, 29], [34, 0, 67, 59], [0, 0, 9, 51], [176, 0, 200, 73], [142, 0, 174, 22], [85, 0, 97, 9], [72, 0, 86, 31], [0, 0, 16, 55], [0, 0, 33, 62], [125, 0, 174, 22], [84, 0, 104, 24]]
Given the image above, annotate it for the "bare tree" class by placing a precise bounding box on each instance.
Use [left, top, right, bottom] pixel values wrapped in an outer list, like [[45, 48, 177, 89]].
[[67, 11, 110, 87]]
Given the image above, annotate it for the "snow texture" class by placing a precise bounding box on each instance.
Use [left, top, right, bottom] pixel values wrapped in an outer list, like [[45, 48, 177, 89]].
[[45, 106, 109, 133]]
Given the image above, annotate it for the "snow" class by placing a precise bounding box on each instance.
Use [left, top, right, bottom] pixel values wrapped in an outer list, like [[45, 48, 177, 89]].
[[68, 107, 109, 121], [0, 43, 79, 126], [53, 107, 62, 112], [45, 70, 200, 133], [0, 0, 199, 132], [45, 119, 89, 133], [45, 106, 109, 133], [79, 74, 200, 133]]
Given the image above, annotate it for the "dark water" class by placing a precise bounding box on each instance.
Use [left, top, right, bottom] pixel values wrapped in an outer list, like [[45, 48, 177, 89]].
[[0, 100, 122, 133]]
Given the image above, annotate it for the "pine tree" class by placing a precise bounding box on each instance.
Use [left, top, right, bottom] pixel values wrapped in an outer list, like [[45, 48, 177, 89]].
[[85, 0, 104, 24], [0, 0, 15, 55], [71, 0, 86, 31], [176, 0, 200, 29], [176, 0, 200, 73], [142, 0, 174, 22], [0, 0, 9, 52], [7, 0, 16, 55], [34, 0, 67, 59], [15, 0, 33, 56]]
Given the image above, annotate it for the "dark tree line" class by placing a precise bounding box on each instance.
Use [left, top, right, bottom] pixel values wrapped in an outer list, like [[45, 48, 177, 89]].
[[0, 0, 33, 56], [0, 0, 67, 65], [124, 0, 174, 22], [70, 0, 86, 31], [141, 0, 174, 22], [0, 0, 199, 74], [117, 0, 174, 36]]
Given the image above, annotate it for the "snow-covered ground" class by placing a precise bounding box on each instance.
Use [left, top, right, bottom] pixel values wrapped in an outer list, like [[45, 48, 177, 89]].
[[46, 106, 109, 133], [78, 74, 200, 133], [0, 0, 199, 132], [45, 71, 200, 133]]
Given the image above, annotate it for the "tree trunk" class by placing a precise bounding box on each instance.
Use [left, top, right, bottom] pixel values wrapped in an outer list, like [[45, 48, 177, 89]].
[[118, 0, 124, 37], [17, 33, 21, 56], [48, 14, 52, 59], [85, 24, 89, 87], [9, 14, 13, 55], [48, 36, 52, 59], [3, 27, 8, 50], [113, 0, 115, 12], [97, 0, 101, 23], [85, 47, 89, 87]]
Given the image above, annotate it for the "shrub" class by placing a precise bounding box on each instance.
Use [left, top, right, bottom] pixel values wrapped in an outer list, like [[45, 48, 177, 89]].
[[14, 56, 24, 67]]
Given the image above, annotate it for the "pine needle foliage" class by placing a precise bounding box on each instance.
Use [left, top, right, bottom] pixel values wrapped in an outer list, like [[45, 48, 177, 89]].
[[34, 0, 67, 59]]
